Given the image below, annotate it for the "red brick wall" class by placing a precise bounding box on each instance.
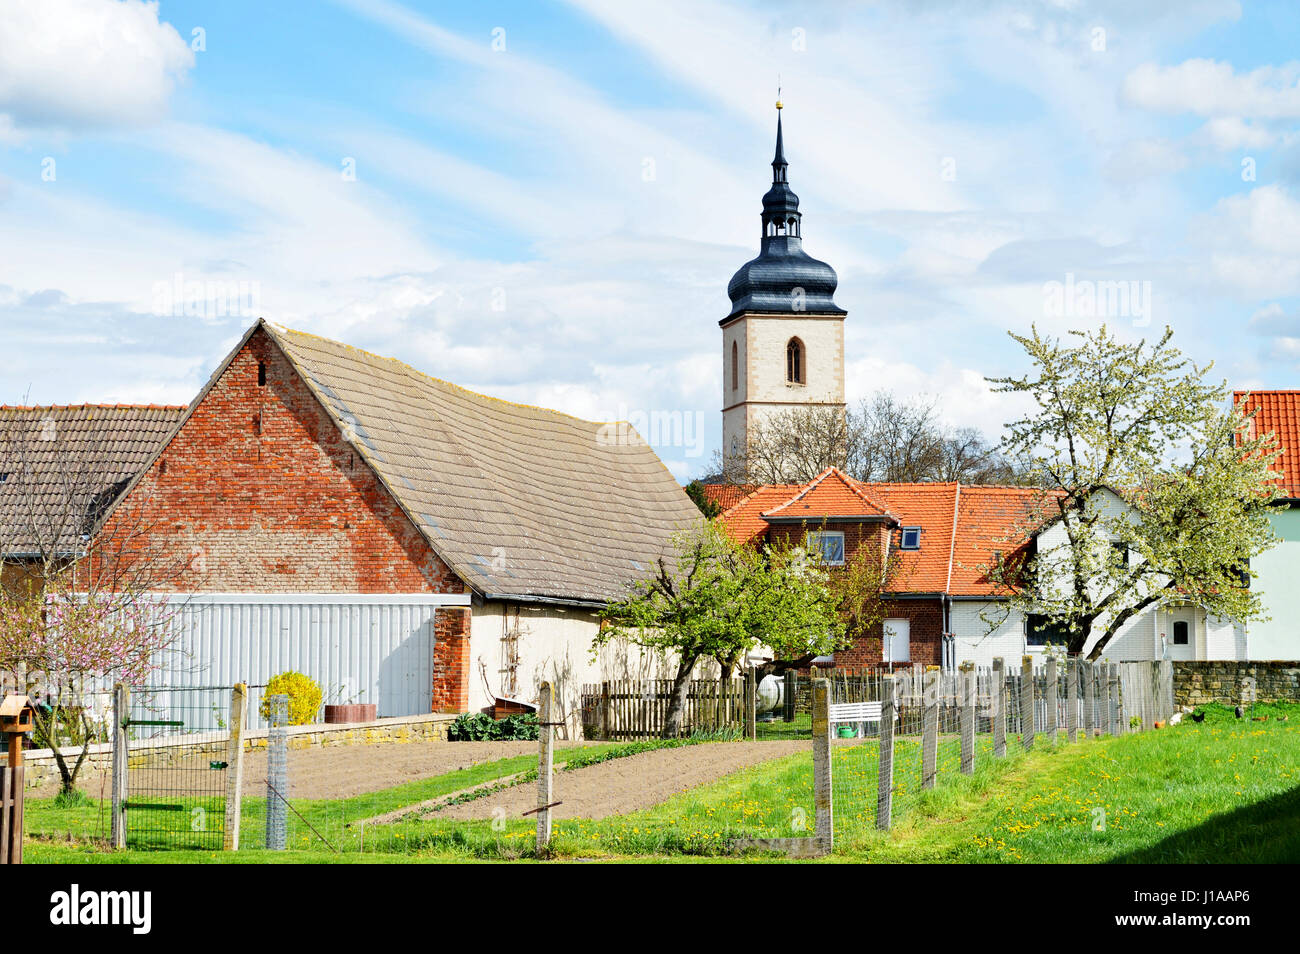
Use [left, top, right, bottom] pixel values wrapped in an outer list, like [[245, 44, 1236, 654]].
[[103, 326, 464, 595], [761, 520, 943, 668], [833, 599, 945, 669], [432, 606, 471, 712]]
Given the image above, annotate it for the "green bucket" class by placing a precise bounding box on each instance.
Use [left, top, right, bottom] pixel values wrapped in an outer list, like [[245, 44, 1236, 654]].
[[837, 724, 856, 738]]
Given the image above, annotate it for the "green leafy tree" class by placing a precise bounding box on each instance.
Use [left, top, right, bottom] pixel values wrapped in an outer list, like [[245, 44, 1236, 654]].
[[984, 325, 1281, 659], [683, 480, 723, 518], [597, 523, 842, 737]]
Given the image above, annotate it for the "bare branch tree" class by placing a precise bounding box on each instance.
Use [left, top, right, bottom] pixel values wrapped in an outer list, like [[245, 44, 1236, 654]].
[[713, 389, 1028, 486], [1, 405, 192, 794]]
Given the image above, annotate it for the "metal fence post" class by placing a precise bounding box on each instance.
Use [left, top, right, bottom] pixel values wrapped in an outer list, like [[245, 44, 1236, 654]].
[[265, 693, 288, 851], [1021, 656, 1035, 751], [959, 661, 975, 775], [877, 674, 895, 830], [922, 667, 939, 788], [1067, 658, 1079, 742], [536, 680, 555, 854], [992, 658, 1007, 757], [110, 683, 128, 849], [1083, 660, 1096, 738], [812, 678, 832, 851], [222, 683, 247, 851], [1045, 656, 1059, 740]]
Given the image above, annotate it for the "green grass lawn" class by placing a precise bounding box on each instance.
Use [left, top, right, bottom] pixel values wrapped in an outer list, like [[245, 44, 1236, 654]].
[[867, 701, 1300, 863], [25, 740, 631, 858], [25, 703, 1300, 863]]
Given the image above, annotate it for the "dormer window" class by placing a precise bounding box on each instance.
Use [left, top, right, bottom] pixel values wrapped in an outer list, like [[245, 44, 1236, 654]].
[[900, 527, 921, 550], [806, 531, 845, 566]]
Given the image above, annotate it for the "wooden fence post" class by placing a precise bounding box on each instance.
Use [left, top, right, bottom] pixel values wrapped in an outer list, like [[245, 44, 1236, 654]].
[[921, 667, 939, 788], [536, 681, 555, 855], [1045, 656, 1059, 740], [784, 670, 796, 723], [110, 683, 128, 850], [746, 665, 757, 740], [812, 678, 832, 851], [877, 673, 895, 830], [992, 658, 1007, 758], [0, 765, 21, 865], [1067, 658, 1079, 743], [1021, 656, 1035, 752], [959, 661, 975, 775], [222, 683, 246, 851]]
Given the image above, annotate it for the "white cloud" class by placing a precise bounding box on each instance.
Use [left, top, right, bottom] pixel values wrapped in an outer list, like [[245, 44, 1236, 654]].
[[1103, 138, 1189, 183], [1194, 185, 1300, 299], [1196, 116, 1277, 150], [1123, 58, 1300, 119], [0, 0, 194, 130]]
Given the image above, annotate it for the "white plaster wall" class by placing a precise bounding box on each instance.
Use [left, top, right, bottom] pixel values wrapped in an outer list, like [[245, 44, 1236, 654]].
[[721, 313, 845, 463], [741, 314, 844, 405], [949, 600, 1027, 668], [951, 598, 1248, 665], [469, 601, 682, 739], [1086, 610, 1156, 661]]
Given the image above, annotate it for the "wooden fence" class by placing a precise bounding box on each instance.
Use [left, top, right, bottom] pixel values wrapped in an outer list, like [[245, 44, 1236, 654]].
[[1, 766, 23, 864], [580, 678, 745, 741]]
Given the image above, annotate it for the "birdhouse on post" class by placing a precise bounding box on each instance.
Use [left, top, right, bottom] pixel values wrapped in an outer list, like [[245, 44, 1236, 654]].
[[0, 695, 35, 768]]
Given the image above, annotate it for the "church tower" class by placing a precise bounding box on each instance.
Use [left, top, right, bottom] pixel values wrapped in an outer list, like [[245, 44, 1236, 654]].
[[721, 102, 847, 477]]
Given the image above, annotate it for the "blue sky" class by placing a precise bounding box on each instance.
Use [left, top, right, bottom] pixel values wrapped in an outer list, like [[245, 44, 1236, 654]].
[[4, 0, 1300, 478]]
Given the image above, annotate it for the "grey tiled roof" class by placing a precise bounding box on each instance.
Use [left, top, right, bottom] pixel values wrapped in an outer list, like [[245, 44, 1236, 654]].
[[0, 405, 184, 556], [264, 322, 701, 605]]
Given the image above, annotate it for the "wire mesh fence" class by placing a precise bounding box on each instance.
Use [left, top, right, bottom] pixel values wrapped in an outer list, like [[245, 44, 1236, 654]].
[[17, 658, 1175, 859], [121, 686, 230, 850], [821, 658, 1176, 850]]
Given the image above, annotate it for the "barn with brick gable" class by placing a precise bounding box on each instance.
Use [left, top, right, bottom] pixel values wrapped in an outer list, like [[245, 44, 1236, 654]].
[[99, 319, 701, 733]]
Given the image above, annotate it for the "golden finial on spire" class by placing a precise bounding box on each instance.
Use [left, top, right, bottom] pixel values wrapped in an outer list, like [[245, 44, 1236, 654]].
[[775, 83, 783, 110]]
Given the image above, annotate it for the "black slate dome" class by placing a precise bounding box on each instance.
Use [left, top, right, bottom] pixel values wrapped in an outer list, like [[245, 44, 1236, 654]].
[[724, 108, 846, 323]]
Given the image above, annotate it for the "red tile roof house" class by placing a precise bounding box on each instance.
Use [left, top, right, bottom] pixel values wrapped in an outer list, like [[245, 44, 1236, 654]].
[[709, 468, 1044, 669], [1233, 391, 1300, 659], [17, 320, 701, 735], [709, 407, 1298, 668]]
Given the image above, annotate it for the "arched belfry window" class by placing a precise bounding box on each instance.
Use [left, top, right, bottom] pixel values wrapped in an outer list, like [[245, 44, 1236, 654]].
[[786, 337, 804, 384], [731, 341, 739, 391]]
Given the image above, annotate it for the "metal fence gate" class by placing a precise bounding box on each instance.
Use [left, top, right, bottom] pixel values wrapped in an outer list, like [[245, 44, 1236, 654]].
[[123, 687, 229, 850]]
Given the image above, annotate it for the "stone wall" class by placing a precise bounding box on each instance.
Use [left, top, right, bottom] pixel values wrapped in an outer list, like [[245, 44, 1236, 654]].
[[1173, 661, 1300, 707], [24, 711, 456, 788]]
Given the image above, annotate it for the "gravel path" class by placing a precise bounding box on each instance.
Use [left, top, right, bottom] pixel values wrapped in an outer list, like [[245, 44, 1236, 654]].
[[30, 739, 586, 800], [436, 740, 807, 821], [32, 738, 808, 818]]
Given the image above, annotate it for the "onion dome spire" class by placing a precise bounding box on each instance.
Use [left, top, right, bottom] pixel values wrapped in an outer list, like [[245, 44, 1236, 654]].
[[723, 101, 845, 322]]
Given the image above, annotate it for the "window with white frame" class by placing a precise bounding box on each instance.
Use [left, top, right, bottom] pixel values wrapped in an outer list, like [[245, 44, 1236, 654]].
[[806, 530, 845, 566]]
